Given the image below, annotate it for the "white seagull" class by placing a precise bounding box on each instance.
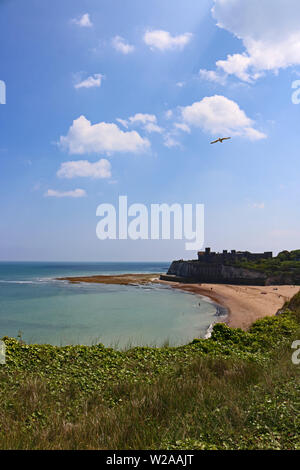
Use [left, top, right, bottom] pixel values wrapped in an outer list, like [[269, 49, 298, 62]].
[[210, 137, 231, 144]]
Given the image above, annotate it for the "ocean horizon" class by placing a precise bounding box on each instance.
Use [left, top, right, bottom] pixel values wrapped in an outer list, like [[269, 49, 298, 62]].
[[0, 261, 218, 348]]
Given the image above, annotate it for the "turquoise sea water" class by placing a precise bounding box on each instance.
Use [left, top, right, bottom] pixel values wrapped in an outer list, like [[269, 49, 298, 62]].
[[0, 262, 218, 348]]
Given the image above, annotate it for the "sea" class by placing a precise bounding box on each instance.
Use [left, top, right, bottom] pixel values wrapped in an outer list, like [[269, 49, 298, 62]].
[[0, 262, 220, 348]]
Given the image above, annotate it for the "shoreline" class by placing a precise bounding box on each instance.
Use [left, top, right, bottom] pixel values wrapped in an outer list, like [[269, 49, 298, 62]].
[[56, 273, 161, 285], [57, 273, 300, 331], [158, 281, 230, 336], [160, 281, 300, 330]]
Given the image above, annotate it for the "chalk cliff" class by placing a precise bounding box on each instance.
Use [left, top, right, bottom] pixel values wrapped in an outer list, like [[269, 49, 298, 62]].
[[164, 260, 267, 285], [162, 249, 300, 285]]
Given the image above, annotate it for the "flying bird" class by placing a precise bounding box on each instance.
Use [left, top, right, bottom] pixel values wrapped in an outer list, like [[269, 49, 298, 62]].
[[210, 137, 231, 144]]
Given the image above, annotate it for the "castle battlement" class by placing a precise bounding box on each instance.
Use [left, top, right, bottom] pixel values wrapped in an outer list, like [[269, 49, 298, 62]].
[[197, 247, 273, 264]]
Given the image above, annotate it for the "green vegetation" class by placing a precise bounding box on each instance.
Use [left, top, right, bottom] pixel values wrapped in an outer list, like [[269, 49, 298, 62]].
[[0, 293, 300, 449], [229, 250, 300, 283]]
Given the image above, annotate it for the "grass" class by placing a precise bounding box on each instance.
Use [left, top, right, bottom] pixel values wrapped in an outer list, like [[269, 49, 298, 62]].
[[0, 294, 300, 449]]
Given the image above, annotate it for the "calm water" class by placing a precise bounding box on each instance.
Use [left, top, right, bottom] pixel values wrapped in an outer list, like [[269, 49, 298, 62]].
[[0, 262, 218, 348]]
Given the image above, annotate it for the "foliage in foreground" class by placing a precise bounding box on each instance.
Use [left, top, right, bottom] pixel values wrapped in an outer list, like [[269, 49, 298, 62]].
[[0, 293, 300, 449]]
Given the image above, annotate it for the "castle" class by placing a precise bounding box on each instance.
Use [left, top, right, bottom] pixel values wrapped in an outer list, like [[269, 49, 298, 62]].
[[197, 247, 273, 264], [162, 248, 275, 285]]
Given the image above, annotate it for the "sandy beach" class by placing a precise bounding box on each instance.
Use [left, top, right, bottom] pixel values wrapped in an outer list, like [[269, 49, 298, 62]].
[[160, 282, 300, 330], [57, 274, 300, 331]]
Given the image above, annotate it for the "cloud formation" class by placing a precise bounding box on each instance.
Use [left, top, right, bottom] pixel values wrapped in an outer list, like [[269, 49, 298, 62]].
[[59, 116, 150, 155], [117, 113, 163, 133], [163, 134, 181, 148], [45, 189, 86, 198], [74, 74, 104, 89], [129, 113, 157, 125], [57, 159, 111, 179], [112, 36, 135, 54], [174, 123, 191, 133], [144, 122, 164, 134], [71, 13, 92, 28], [199, 69, 226, 85], [143, 30, 192, 51], [181, 95, 266, 140], [209, 0, 300, 82]]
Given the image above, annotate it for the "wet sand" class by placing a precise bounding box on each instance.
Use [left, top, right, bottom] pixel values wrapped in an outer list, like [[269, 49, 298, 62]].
[[57, 274, 300, 331], [57, 273, 161, 285]]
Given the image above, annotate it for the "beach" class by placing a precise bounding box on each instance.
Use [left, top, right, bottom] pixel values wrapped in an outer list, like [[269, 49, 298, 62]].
[[160, 281, 300, 330], [58, 274, 300, 330]]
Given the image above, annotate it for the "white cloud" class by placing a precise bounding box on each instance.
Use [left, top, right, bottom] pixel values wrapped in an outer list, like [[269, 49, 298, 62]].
[[162, 122, 190, 148], [112, 36, 135, 54], [165, 110, 173, 119], [215, 54, 254, 83], [199, 69, 227, 85], [126, 113, 163, 133], [143, 30, 192, 51], [45, 189, 86, 198], [176, 82, 185, 88], [116, 113, 164, 133], [211, 0, 300, 82], [163, 134, 181, 148], [144, 123, 164, 134], [174, 123, 191, 133], [59, 115, 150, 155], [181, 95, 266, 140], [129, 113, 157, 125], [57, 159, 111, 179], [243, 127, 267, 141], [74, 74, 104, 89], [72, 13, 92, 28], [116, 118, 129, 128]]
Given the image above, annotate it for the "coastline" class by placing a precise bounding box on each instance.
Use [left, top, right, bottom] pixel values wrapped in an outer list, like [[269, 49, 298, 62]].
[[56, 273, 161, 285], [160, 281, 300, 330], [57, 274, 300, 331]]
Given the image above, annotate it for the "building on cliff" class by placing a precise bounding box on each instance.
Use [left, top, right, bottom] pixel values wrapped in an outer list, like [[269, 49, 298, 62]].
[[162, 248, 274, 285], [198, 247, 273, 264]]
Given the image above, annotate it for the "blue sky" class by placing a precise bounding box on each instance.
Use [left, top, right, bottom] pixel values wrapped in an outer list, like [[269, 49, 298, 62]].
[[1, 0, 300, 261]]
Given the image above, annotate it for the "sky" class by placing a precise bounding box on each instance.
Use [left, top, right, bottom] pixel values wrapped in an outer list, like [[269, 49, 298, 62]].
[[1, 0, 300, 261]]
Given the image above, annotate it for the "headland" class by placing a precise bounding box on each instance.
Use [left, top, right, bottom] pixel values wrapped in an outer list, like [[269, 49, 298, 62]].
[[162, 247, 300, 285]]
